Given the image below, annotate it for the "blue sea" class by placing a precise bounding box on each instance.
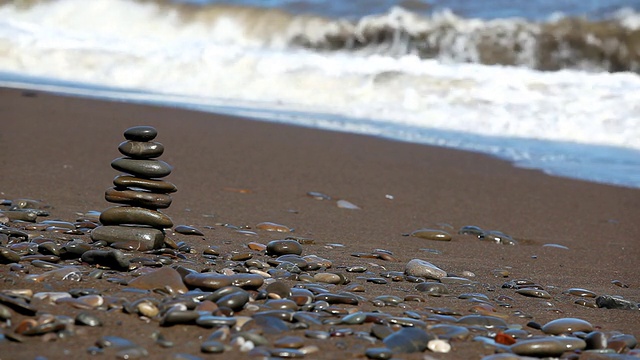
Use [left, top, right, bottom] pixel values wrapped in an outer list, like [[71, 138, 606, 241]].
[[1, 0, 639, 188]]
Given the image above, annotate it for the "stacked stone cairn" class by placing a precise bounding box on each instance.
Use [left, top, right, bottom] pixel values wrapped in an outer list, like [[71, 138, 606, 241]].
[[90, 126, 176, 251]]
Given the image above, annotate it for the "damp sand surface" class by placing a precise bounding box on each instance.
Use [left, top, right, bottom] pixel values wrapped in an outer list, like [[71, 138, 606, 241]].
[[0, 88, 639, 359]]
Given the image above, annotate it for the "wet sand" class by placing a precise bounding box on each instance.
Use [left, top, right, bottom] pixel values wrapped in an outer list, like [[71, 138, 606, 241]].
[[1, 87, 639, 359]]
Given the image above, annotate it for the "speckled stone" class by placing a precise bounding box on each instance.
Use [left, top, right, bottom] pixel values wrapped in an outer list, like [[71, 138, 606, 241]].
[[118, 141, 164, 159]]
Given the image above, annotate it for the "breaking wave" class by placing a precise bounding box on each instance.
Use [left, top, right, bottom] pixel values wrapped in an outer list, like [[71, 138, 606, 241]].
[[7, 0, 640, 72]]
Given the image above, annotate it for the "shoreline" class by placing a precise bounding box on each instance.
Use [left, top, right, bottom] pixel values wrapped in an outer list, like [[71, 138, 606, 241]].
[[1, 87, 639, 359], [2, 80, 639, 191]]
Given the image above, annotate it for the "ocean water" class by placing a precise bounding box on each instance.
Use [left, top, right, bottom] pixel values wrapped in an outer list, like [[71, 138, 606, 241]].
[[1, 0, 639, 188]]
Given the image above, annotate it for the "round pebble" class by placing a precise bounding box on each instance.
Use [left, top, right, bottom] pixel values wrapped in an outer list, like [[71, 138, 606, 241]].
[[266, 240, 303, 256]]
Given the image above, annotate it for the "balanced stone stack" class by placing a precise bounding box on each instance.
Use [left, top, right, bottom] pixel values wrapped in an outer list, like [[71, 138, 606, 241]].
[[90, 126, 176, 251]]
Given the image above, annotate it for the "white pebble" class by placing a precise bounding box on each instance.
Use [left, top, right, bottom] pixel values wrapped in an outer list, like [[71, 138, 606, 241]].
[[337, 199, 361, 209], [427, 339, 451, 353]]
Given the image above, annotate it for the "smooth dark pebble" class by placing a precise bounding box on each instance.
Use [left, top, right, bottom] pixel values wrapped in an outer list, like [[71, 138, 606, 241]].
[[174, 225, 203, 235], [266, 240, 303, 256], [124, 126, 157, 141], [111, 157, 172, 179], [118, 140, 164, 159]]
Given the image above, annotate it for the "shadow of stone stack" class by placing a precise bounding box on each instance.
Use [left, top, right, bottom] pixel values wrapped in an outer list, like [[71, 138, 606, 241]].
[[90, 126, 176, 251]]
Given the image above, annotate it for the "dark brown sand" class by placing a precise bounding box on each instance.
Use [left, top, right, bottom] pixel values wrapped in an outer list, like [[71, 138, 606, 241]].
[[0, 87, 639, 359]]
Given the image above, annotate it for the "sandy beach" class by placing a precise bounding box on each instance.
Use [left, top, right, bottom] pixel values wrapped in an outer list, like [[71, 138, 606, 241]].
[[1, 87, 639, 359]]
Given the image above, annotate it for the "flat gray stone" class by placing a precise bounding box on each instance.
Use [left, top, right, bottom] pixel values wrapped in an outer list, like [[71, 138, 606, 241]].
[[99, 206, 173, 229], [90, 225, 165, 250], [111, 157, 172, 178]]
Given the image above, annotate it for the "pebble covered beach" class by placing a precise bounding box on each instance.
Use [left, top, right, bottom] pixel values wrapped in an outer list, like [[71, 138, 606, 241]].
[[1, 88, 639, 359]]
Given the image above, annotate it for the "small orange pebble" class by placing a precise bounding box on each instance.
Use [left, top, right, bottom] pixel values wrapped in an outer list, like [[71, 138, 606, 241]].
[[247, 242, 267, 251], [256, 221, 292, 233], [494, 332, 516, 345], [223, 187, 252, 194], [14, 319, 37, 334]]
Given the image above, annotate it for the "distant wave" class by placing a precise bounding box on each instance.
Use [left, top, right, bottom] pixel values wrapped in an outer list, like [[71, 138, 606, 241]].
[[19, 0, 637, 73]]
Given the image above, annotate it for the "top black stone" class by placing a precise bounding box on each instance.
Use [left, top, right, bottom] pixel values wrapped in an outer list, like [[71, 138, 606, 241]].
[[124, 126, 158, 142]]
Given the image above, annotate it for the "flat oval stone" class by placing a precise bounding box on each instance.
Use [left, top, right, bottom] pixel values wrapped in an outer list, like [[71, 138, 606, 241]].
[[76, 312, 103, 326], [256, 222, 292, 233], [404, 259, 447, 280], [516, 288, 551, 299], [457, 315, 507, 329], [480, 230, 517, 245], [415, 282, 449, 295], [313, 272, 342, 284], [196, 315, 237, 328], [266, 240, 303, 256], [124, 126, 157, 141], [510, 336, 586, 357], [128, 267, 188, 295], [458, 225, 484, 237], [365, 347, 393, 359], [111, 157, 172, 178], [174, 225, 203, 236], [383, 327, 432, 353], [563, 288, 596, 298], [118, 141, 164, 159], [217, 291, 249, 312], [274, 335, 305, 349], [99, 206, 173, 229], [541, 318, 593, 335], [183, 273, 264, 290], [105, 187, 172, 209], [90, 225, 165, 250], [113, 175, 177, 193], [201, 340, 225, 353], [411, 228, 452, 241]]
